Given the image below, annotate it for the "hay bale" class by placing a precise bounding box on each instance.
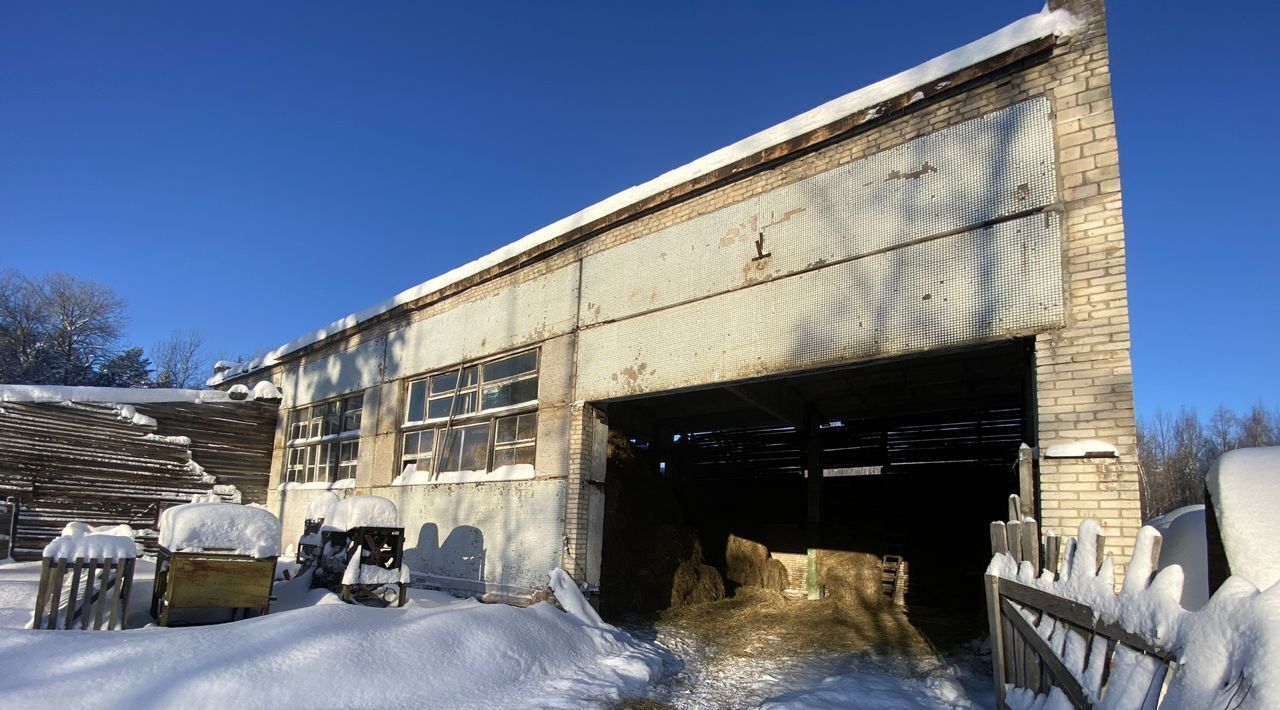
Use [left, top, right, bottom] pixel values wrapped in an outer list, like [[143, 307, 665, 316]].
[[816, 549, 887, 607], [725, 534, 788, 593], [763, 558, 789, 593], [670, 560, 725, 607]]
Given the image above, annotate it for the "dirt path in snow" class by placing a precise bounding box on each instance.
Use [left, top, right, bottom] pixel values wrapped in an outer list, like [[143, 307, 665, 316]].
[[617, 591, 994, 708]]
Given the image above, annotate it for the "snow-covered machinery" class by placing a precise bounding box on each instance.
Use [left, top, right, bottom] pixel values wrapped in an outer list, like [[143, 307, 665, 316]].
[[150, 501, 281, 626], [311, 495, 410, 607], [296, 492, 341, 572]]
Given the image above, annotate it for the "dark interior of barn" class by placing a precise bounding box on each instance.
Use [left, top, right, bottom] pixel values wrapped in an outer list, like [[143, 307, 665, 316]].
[[597, 339, 1037, 646]]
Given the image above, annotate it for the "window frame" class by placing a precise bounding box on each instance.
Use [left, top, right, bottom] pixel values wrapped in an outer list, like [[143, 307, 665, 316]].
[[399, 349, 539, 478], [283, 391, 365, 485]]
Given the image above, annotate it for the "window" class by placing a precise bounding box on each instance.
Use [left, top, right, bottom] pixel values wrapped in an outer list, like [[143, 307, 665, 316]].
[[493, 412, 536, 468], [400, 350, 539, 477], [284, 392, 364, 484]]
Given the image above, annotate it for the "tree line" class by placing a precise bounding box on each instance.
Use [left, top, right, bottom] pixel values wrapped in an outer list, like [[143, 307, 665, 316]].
[[1137, 403, 1280, 519], [0, 270, 209, 389]]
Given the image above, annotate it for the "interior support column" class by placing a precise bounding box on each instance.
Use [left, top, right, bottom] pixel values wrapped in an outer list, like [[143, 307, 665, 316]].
[[804, 421, 823, 599]]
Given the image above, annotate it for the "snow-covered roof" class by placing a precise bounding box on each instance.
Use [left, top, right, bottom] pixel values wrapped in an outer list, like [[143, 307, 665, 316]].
[[209, 6, 1081, 386], [0, 383, 278, 405], [1207, 446, 1280, 592]]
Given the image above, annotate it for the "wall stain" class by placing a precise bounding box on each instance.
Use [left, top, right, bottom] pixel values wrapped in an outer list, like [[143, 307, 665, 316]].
[[884, 161, 938, 181]]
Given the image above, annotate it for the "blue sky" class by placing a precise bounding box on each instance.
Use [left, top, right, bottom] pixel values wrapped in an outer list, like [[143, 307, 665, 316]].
[[1, 1, 1276, 418]]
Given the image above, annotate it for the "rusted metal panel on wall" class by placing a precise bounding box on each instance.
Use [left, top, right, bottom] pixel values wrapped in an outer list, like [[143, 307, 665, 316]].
[[576, 212, 1063, 401], [579, 97, 1056, 326], [382, 263, 580, 383]]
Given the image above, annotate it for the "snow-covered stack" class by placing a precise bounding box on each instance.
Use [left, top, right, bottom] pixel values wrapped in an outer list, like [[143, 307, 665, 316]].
[[158, 501, 281, 558], [42, 523, 138, 561], [321, 495, 399, 533]]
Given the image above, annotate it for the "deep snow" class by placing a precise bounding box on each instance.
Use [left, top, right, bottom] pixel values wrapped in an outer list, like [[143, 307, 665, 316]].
[[0, 556, 1000, 709]]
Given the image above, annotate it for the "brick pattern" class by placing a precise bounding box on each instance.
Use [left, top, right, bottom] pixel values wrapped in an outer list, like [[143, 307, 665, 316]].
[[562, 402, 596, 579], [1035, 0, 1142, 578], [773, 551, 810, 595]]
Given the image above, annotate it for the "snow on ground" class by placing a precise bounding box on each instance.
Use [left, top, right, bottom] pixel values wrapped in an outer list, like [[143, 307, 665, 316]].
[[629, 621, 995, 709], [1147, 505, 1210, 610], [0, 559, 666, 709], [0, 554, 1000, 709]]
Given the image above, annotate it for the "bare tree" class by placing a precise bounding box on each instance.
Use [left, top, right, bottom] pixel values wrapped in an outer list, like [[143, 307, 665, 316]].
[[152, 329, 207, 389], [1137, 408, 1208, 519], [1205, 405, 1237, 461], [1237, 403, 1279, 449], [39, 272, 127, 384], [0, 271, 126, 385], [0, 271, 49, 382]]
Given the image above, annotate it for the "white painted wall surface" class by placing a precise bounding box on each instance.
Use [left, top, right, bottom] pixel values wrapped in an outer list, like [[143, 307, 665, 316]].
[[382, 263, 580, 382]]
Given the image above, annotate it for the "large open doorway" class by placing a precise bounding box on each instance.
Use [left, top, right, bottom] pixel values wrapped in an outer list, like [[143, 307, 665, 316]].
[[597, 339, 1036, 649]]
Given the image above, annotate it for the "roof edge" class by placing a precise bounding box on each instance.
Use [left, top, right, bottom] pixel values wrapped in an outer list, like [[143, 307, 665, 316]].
[[213, 6, 1081, 386]]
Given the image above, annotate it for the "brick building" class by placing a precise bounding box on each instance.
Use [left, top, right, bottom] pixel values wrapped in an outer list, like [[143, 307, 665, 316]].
[[216, 0, 1140, 610]]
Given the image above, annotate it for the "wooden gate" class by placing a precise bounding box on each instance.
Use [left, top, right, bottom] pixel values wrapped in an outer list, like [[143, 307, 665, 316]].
[[986, 496, 1180, 709]]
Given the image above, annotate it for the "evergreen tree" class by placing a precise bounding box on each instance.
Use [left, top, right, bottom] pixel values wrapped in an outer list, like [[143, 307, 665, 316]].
[[93, 347, 154, 388]]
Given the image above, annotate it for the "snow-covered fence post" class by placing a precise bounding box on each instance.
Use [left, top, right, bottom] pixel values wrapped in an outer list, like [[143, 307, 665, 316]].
[[31, 530, 137, 631]]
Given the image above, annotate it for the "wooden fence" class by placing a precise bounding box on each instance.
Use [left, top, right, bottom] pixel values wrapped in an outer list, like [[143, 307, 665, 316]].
[[0, 497, 14, 559], [31, 554, 137, 631], [986, 495, 1178, 709]]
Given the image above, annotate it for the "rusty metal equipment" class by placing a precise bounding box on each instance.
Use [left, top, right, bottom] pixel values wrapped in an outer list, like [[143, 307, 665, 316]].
[[312, 526, 407, 607]]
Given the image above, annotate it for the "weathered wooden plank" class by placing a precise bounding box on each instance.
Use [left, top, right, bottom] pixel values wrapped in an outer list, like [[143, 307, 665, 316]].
[[1, 398, 277, 559], [991, 521, 1009, 556], [93, 565, 110, 630], [164, 554, 275, 612], [46, 559, 67, 630], [31, 559, 52, 629], [1007, 521, 1023, 565], [1001, 596, 1091, 709], [1022, 520, 1040, 572], [80, 558, 98, 629], [998, 577, 1175, 661], [120, 558, 135, 629], [985, 574, 1008, 709]]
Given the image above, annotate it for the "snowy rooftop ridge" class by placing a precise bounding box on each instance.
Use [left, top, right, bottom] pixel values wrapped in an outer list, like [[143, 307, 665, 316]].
[[210, 6, 1082, 386], [0, 383, 280, 405]]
